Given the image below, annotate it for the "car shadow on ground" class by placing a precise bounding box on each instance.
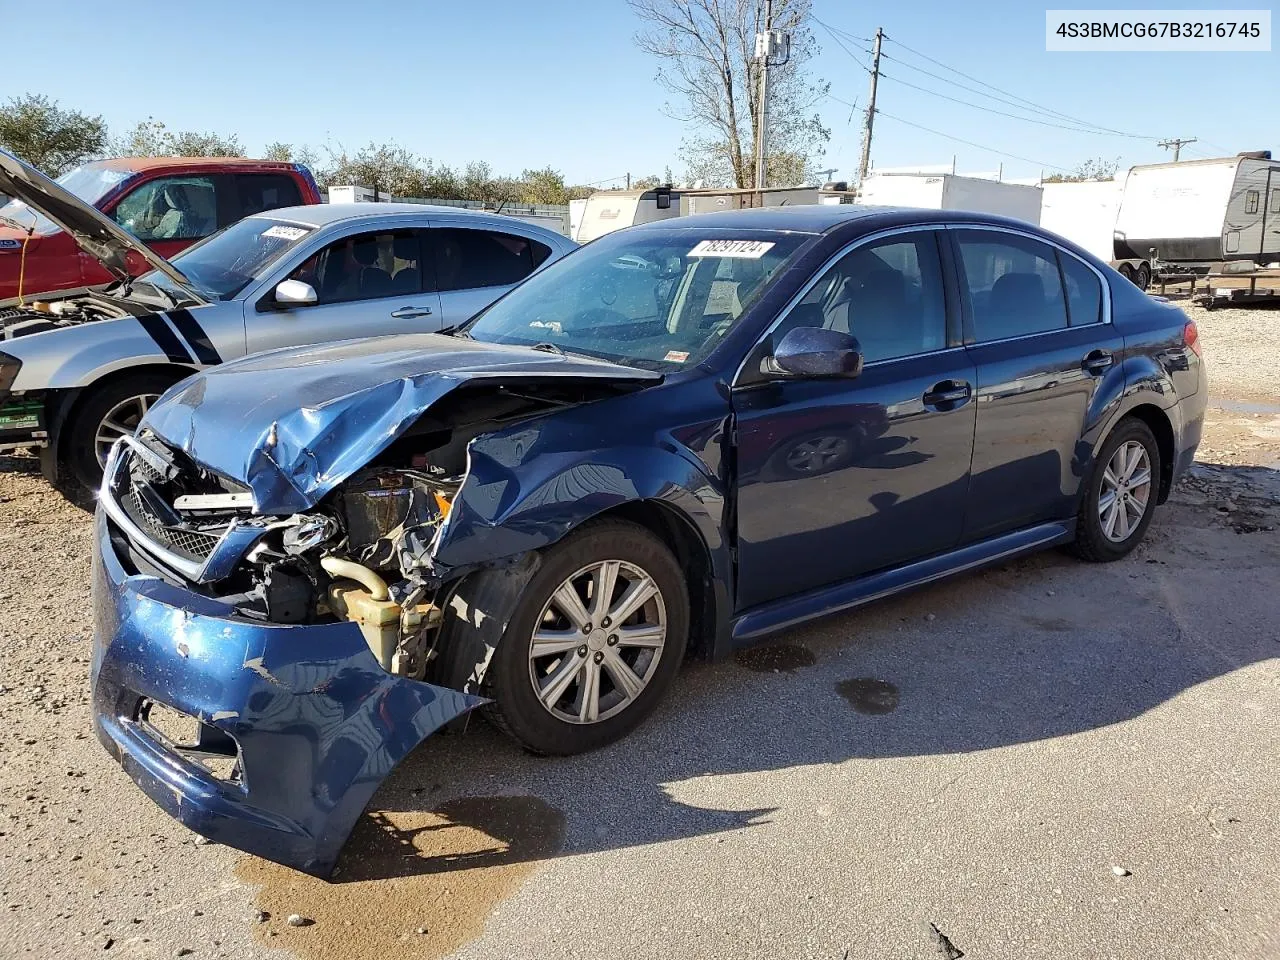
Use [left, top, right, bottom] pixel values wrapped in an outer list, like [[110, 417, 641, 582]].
[[330, 465, 1279, 882]]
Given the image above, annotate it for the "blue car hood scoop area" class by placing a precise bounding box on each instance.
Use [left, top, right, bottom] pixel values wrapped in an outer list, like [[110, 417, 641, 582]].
[[141, 334, 660, 515]]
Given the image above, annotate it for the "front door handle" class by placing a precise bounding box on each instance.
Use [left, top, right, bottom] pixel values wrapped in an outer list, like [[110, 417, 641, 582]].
[[1082, 349, 1113, 375], [923, 381, 972, 409], [391, 305, 433, 319]]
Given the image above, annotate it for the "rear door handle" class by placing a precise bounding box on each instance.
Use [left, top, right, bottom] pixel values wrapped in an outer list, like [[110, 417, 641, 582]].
[[391, 305, 433, 319], [923, 381, 972, 409], [1082, 349, 1113, 375]]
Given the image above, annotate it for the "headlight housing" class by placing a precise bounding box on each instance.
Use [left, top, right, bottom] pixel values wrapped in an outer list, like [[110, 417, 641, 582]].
[[0, 352, 21, 395]]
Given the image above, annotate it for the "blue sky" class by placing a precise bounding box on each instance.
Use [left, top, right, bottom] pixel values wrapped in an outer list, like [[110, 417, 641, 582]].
[[5, 0, 1276, 184]]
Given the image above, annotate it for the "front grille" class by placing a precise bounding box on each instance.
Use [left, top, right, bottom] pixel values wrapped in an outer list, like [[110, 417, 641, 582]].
[[125, 485, 222, 562], [111, 436, 244, 569]]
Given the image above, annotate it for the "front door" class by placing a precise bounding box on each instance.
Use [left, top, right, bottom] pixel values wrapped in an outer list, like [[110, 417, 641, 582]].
[[732, 230, 977, 610], [245, 228, 442, 355], [106, 173, 221, 273], [950, 228, 1126, 541]]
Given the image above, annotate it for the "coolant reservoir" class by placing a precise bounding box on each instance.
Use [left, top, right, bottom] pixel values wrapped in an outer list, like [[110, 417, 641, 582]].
[[328, 581, 401, 671]]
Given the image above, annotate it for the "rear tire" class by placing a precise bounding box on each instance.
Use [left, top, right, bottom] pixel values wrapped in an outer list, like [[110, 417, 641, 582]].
[[61, 373, 178, 496], [1118, 263, 1136, 284], [469, 520, 688, 755], [1135, 263, 1152, 291], [1069, 418, 1161, 563]]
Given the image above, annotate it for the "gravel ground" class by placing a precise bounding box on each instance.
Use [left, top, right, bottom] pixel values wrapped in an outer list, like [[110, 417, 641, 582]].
[[0, 303, 1276, 960]]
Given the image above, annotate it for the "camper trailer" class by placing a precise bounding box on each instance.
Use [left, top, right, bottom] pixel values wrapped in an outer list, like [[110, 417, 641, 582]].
[[574, 186, 679, 242], [859, 173, 1043, 225], [679, 185, 821, 215], [1113, 152, 1280, 271]]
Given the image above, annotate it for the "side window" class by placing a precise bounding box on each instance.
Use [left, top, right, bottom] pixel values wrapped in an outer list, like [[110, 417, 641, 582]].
[[113, 176, 217, 241], [1245, 189, 1260, 215], [1270, 188, 1280, 214], [1059, 253, 1103, 326], [786, 233, 947, 363], [287, 231, 423, 305], [234, 174, 303, 219], [430, 228, 549, 291], [955, 231, 1068, 342]]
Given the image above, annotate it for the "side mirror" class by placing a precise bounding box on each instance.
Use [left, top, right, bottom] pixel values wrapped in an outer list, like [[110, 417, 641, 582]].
[[763, 326, 863, 379], [273, 279, 317, 307]]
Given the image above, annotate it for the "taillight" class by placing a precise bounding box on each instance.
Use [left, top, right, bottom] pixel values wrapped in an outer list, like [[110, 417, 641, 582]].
[[1183, 320, 1202, 357]]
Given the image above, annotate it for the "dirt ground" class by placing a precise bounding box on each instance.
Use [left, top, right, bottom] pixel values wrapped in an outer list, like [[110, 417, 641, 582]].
[[0, 303, 1276, 959]]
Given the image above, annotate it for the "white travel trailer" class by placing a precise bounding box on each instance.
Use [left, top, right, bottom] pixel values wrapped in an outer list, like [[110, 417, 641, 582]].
[[858, 173, 1043, 225], [1113, 152, 1280, 268], [1039, 177, 1127, 263], [574, 186, 679, 242]]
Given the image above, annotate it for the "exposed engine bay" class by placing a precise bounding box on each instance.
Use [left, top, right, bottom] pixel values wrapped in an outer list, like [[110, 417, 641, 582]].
[[0, 293, 133, 339], [106, 379, 643, 682]]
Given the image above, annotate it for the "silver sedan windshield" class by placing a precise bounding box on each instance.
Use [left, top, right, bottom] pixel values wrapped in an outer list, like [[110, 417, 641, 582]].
[[138, 217, 314, 301]]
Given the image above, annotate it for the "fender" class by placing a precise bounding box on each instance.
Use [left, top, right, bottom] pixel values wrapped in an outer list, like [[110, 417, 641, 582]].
[[6, 314, 200, 391]]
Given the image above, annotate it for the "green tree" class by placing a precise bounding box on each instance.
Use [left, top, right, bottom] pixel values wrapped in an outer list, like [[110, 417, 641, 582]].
[[630, 0, 829, 188], [519, 166, 570, 204], [0, 94, 108, 175], [116, 119, 243, 158], [1043, 156, 1122, 183]]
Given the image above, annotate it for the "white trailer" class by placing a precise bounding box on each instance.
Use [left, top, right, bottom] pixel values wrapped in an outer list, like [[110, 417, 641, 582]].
[[574, 186, 678, 242], [679, 186, 820, 215], [858, 173, 1043, 225], [1039, 178, 1127, 262], [1113, 152, 1280, 275]]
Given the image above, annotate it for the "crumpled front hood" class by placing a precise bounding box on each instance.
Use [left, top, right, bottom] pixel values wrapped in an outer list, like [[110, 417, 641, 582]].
[[141, 333, 661, 514]]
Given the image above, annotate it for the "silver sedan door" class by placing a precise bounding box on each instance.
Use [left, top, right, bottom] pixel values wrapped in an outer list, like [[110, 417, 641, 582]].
[[242, 227, 442, 355]]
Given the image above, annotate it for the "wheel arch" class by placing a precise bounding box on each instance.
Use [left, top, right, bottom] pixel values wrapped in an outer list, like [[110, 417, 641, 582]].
[[1095, 402, 1176, 504], [52, 362, 194, 462]]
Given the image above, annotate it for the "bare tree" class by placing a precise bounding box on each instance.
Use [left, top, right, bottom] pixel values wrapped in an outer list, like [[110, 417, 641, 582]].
[[630, 0, 829, 188]]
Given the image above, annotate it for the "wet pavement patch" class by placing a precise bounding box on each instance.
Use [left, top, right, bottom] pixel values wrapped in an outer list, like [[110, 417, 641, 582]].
[[236, 795, 565, 960], [735, 643, 817, 672], [837, 677, 900, 715]]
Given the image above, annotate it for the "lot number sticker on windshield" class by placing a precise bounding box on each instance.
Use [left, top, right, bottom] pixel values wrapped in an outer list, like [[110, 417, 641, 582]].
[[687, 239, 775, 258], [262, 225, 308, 241]]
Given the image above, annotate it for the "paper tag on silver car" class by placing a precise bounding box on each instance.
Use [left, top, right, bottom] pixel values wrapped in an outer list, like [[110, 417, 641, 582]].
[[687, 239, 775, 258]]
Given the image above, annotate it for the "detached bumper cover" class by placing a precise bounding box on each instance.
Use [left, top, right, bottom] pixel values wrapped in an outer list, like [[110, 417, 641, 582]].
[[90, 509, 482, 877]]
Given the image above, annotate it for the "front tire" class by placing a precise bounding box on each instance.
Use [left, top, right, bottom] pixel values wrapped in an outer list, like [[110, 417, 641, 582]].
[[61, 373, 177, 495], [476, 520, 688, 755], [1070, 418, 1161, 562]]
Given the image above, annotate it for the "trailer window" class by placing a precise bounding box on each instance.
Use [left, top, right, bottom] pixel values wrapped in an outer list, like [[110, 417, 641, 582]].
[[1245, 190, 1259, 215], [1270, 188, 1280, 214]]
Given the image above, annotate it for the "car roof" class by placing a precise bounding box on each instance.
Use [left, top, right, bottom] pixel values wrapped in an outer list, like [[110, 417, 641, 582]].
[[83, 157, 304, 173], [252, 202, 561, 231], [630, 203, 1047, 236]]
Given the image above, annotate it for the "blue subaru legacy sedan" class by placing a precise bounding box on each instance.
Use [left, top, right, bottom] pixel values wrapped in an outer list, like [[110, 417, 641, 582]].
[[90, 205, 1206, 875]]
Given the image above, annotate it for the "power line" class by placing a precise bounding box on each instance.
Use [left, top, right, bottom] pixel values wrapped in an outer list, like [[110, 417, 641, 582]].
[[812, 16, 873, 45], [875, 110, 1070, 173], [880, 32, 1156, 140], [880, 71, 1152, 138], [815, 19, 872, 73]]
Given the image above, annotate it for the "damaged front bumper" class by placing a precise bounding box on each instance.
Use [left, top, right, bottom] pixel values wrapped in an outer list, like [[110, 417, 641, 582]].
[[89, 508, 484, 877]]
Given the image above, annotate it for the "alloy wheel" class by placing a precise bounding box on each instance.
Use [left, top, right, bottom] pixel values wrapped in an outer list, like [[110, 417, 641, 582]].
[[528, 559, 667, 725], [94, 394, 160, 468], [1098, 440, 1152, 542]]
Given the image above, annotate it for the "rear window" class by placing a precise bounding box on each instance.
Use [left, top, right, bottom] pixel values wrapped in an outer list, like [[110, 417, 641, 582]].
[[430, 228, 551, 290], [234, 174, 303, 219]]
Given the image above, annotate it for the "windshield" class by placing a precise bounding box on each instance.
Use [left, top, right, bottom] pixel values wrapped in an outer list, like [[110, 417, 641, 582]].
[[137, 217, 315, 301], [0, 163, 133, 234], [464, 229, 810, 370]]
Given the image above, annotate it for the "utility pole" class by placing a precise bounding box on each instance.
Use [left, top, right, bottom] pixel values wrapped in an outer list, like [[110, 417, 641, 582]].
[[625, 172, 631, 189], [753, 0, 774, 191], [1158, 137, 1197, 161], [857, 27, 884, 184]]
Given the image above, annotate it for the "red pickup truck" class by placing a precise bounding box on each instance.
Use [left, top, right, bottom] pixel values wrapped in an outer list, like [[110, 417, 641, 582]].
[[0, 156, 321, 300]]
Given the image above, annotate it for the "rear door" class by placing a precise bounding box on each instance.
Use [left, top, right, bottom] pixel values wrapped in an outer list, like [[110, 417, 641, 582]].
[[425, 225, 554, 327], [951, 227, 1124, 542], [732, 229, 978, 610], [228, 173, 304, 225], [244, 227, 442, 354]]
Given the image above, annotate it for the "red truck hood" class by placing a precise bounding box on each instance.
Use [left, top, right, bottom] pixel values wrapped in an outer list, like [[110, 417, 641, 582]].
[[0, 149, 196, 296]]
